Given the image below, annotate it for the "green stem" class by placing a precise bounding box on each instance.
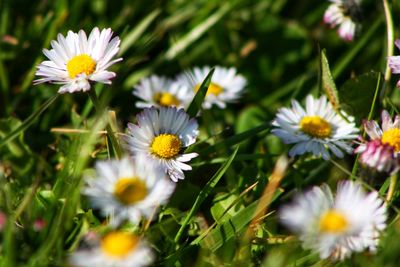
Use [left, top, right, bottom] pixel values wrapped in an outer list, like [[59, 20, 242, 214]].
[[386, 174, 397, 202], [382, 0, 394, 97], [87, 89, 122, 159]]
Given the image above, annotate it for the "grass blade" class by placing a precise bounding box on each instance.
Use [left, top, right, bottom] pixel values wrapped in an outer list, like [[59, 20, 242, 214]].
[[164, 3, 233, 60], [199, 191, 283, 252], [186, 67, 215, 118], [119, 9, 161, 55], [174, 146, 239, 243], [193, 123, 270, 154], [0, 94, 59, 148], [320, 49, 340, 110]]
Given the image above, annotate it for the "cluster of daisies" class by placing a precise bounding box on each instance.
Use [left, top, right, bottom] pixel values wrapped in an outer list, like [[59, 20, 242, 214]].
[[30, 3, 400, 264], [133, 67, 246, 110], [272, 29, 400, 257], [34, 27, 247, 266], [270, 31, 400, 258]]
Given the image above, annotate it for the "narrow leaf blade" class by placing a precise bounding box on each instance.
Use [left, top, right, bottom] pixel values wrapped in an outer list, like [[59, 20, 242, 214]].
[[320, 49, 340, 110], [186, 67, 215, 118]]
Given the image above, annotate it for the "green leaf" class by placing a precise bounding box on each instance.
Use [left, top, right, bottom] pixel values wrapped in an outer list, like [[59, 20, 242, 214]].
[[36, 190, 57, 208], [174, 146, 239, 243], [236, 106, 266, 133], [198, 190, 283, 252], [320, 49, 340, 110], [200, 200, 258, 251], [339, 71, 381, 122], [211, 193, 244, 223], [186, 67, 215, 118]]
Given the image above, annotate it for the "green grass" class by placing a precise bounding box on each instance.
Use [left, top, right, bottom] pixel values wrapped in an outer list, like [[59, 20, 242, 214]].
[[1, 0, 400, 266]]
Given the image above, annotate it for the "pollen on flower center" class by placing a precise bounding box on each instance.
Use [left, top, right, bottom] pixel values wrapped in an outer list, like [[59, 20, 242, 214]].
[[319, 210, 349, 233], [194, 82, 223, 96], [300, 116, 332, 138], [101, 232, 139, 258], [114, 178, 147, 205], [66, 54, 96, 78], [151, 134, 182, 159], [153, 92, 180, 107], [381, 128, 400, 152]]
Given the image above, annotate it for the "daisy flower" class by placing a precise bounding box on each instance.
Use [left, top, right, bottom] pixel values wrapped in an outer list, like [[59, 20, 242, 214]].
[[175, 66, 246, 109], [69, 231, 153, 267], [34, 27, 122, 93], [83, 157, 175, 226], [323, 0, 362, 42], [355, 110, 400, 174], [133, 75, 192, 109], [388, 40, 400, 87], [271, 95, 359, 160], [280, 180, 387, 260], [126, 107, 199, 182]]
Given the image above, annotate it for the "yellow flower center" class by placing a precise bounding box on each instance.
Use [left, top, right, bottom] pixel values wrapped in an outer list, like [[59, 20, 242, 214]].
[[151, 134, 182, 159], [194, 82, 223, 96], [66, 54, 96, 78], [382, 128, 400, 152], [114, 178, 148, 205], [101, 232, 139, 258], [319, 210, 349, 233], [300, 116, 332, 138], [153, 92, 180, 107]]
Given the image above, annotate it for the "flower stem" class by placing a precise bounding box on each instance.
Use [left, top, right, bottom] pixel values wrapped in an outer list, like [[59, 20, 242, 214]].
[[382, 0, 394, 96], [386, 174, 397, 202], [88, 89, 122, 159]]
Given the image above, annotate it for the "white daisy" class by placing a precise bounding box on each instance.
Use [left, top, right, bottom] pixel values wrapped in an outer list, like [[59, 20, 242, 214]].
[[133, 75, 192, 109], [175, 66, 246, 109], [355, 110, 400, 174], [323, 0, 362, 42], [69, 231, 153, 267], [34, 27, 122, 93], [83, 157, 175, 226], [271, 95, 359, 160], [280, 180, 387, 260], [125, 107, 199, 182]]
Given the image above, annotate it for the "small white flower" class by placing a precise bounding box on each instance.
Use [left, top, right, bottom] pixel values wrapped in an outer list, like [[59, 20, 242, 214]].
[[272, 95, 359, 160], [388, 40, 400, 87], [83, 157, 175, 226], [280, 180, 387, 260], [324, 0, 361, 42], [175, 66, 246, 109], [34, 27, 122, 93], [126, 107, 199, 182], [133, 75, 192, 109], [69, 231, 153, 267]]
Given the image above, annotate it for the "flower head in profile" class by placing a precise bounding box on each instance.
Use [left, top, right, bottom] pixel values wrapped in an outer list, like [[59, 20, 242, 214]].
[[34, 27, 122, 93], [133, 75, 192, 109], [280, 181, 387, 260], [126, 107, 199, 182], [69, 231, 153, 267], [83, 157, 175, 226], [388, 40, 400, 87], [355, 110, 400, 174], [175, 66, 246, 109], [272, 95, 359, 160], [323, 0, 362, 42]]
